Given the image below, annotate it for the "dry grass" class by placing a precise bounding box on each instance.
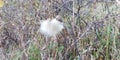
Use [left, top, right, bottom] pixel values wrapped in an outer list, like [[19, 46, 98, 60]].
[[0, 0, 120, 60]]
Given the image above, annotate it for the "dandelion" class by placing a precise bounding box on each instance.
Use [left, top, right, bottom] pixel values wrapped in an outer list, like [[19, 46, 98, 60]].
[[40, 15, 64, 37]]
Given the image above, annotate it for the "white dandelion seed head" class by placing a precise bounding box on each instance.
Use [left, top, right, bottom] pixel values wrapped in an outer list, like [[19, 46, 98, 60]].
[[40, 17, 64, 37]]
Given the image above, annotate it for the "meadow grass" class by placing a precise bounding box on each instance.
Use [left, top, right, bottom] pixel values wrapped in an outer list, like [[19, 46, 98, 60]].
[[0, 0, 120, 60]]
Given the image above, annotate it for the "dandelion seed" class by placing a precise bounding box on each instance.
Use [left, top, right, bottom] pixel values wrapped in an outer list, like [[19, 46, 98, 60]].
[[40, 15, 64, 37]]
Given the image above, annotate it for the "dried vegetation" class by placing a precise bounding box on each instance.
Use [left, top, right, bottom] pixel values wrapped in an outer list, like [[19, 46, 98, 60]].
[[0, 0, 120, 60]]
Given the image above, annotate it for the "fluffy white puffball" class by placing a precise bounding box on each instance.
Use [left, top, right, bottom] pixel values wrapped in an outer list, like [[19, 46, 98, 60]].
[[40, 18, 64, 37]]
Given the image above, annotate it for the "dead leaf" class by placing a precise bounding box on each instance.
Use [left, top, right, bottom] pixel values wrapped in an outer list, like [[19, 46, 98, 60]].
[[0, 0, 4, 8]]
